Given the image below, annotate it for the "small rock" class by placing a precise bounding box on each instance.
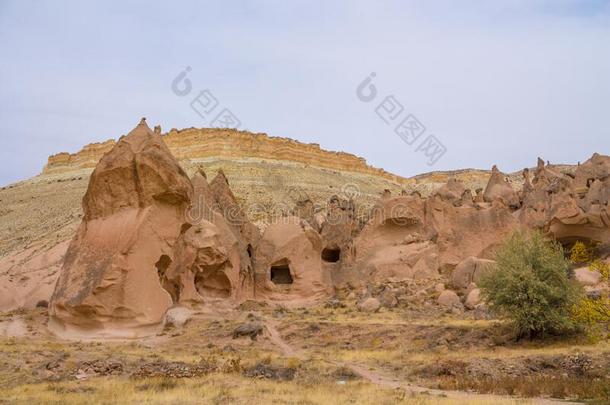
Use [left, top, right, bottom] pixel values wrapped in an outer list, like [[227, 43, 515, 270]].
[[434, 283, 445, 293], [451, 257, 495, 290], [233, 321, 264, 340], [437, 290, 461, 308], [357, 297, 381, 312], [464, 288, 481, 310], [165, 307, 192, 328]]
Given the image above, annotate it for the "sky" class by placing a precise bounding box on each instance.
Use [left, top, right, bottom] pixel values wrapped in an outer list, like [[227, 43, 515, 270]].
[[0, 0, 609, 186]]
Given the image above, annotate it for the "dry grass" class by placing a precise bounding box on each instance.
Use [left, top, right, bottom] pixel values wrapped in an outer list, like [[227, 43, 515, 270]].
[[1, 307, 608, 404], [436, 375, 610, 403], [313, 337, 610, 365], [2, 374, 532, 405]]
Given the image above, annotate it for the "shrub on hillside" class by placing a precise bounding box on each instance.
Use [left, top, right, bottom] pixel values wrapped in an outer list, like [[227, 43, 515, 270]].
[[590, 259, 610, 282], [480, 231, 582, 339], [570, 241, 592, 265], [571, 296, 610, 341]]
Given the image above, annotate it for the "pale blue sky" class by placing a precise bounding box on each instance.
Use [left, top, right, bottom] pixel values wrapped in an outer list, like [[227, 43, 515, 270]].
[[1, 0, 609, 185]]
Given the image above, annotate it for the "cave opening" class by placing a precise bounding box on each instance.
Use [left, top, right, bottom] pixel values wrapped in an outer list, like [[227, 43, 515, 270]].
[[195, 267, 231, 298], [321, 247, 341, 263], [270, 260, 293, 285], [156, 255, 180, 302]]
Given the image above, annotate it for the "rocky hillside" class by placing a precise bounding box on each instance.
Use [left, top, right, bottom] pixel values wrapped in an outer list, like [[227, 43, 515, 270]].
[[0, 126, 585, 312], [2, 127, 581, 260]]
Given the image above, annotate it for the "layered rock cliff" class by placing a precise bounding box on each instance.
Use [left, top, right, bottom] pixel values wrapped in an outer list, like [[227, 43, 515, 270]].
[[43, 128, 409, 185]]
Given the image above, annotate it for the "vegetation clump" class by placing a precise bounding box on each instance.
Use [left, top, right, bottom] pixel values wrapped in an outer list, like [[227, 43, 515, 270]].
[[480, 231, 581, 339], [570, 241, 592, 265], [590, 259, 610, 282]]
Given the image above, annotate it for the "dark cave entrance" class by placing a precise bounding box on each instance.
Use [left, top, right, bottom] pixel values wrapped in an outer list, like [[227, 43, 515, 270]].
[[156, 255, 180, 303], [321, 247, 341, 263], [270, 260, 293, 285]]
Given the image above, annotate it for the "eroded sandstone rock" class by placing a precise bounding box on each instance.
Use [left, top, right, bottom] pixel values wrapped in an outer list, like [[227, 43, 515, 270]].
[[253, 216, 333, 304], [483, 165, 519, 209], [49, 119, 192, 336], [451, 257, 495, 290]]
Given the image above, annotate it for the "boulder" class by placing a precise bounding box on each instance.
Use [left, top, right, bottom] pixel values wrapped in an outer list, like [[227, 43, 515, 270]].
[[437, 290, 461, 308], [451, 257, 495, 290], [233, 321, 264, 340], [165, 307, 193, 328], [358, 297, 381, 312], [464, 288, 481, 310], [574, 267, 602, 286], [465, 282, 478, 296]]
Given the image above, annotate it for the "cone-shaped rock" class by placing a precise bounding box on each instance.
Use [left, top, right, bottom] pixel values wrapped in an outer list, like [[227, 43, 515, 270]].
[[49, 119, 193, 337]]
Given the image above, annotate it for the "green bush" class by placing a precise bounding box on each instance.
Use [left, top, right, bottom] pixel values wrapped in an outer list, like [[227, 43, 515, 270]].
[[480, 231, 582, 339]]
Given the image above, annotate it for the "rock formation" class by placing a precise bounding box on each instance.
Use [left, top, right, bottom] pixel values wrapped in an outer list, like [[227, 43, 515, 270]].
[[4, 117, 609, 328], [318, 196, 357, 269], [162, 219, 243, 305], [162, 169, 257, 307], [253, 216, 332, 303], [426, 192, 518, 273], [483, 165, 519, 208], [354, 194, 439, 282], [49, 119, 193, 336], [547, 153, 610, 244]]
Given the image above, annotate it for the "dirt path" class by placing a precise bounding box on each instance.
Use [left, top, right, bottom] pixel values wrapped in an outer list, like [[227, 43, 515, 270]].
[[263, 318, 581, 405], [265, 318, 297, 357]]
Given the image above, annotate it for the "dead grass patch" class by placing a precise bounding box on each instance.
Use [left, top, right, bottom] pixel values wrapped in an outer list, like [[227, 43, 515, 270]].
[[436, 375, 610, 402]]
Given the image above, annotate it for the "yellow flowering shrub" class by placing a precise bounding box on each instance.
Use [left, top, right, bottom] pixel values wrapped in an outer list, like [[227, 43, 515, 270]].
[[590, 259, 610, 281], [572, 296, 610, 325], [570, 241, 591, 264], [571, 296, 610, 341]]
